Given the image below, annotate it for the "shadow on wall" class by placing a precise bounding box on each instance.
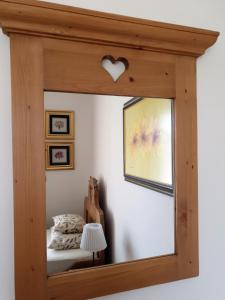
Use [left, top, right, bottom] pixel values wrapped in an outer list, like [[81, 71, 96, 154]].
[[99, 177, 115, 264], [123, 228, 135, 262], [99, 177, 135, 264]]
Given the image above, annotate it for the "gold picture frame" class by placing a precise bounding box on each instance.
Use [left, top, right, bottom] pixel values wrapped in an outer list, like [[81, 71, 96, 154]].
[[45, 142, 75, 170], [45, 110, 75, 139]]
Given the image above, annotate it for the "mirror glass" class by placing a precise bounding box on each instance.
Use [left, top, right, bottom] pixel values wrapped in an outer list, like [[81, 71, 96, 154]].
[[45, 92, 175, 276]]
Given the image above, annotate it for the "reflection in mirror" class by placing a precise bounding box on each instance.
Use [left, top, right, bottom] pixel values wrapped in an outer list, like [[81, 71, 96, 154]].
[[45, 92, 175, 276]]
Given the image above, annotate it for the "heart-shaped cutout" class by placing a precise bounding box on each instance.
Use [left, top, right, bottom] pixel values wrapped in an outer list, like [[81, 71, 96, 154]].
[[101, 55, 128, 82]]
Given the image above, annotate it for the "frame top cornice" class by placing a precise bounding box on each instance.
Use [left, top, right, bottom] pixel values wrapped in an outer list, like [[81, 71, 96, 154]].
[[0, 0, 219, 57]]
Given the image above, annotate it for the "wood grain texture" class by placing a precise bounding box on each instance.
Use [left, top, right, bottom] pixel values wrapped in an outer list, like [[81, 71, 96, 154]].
[[0, 0, 219, 57], [48, 255, 179, 300], [43, 38, 175, 97], [10, 34, 47, 300], [175, 56, 199, 275]]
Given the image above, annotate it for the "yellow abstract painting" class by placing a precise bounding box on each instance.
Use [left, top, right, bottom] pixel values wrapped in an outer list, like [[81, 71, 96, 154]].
[[124, 97, 173, 194]]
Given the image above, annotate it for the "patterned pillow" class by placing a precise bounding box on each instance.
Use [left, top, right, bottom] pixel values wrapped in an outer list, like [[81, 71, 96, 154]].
[[53, 214, 85, 234], [48, 229, 82, 250]]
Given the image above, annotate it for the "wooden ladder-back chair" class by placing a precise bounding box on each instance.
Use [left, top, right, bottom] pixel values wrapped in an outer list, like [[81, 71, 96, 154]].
[[84, 177, 105, 264]]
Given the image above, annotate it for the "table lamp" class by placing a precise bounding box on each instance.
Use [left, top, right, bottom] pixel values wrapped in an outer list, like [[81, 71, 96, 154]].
[[80, 223, 107, 265]]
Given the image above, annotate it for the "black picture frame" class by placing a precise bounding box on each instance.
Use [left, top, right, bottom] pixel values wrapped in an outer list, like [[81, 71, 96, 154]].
[[123, 97, 174, 196], [45, 110, 74, 139], [45, 142, 74, 170], [49, 115, 70, 135]]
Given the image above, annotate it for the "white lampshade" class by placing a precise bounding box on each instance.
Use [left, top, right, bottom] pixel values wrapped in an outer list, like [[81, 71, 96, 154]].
[[80, 223, 107, 252]]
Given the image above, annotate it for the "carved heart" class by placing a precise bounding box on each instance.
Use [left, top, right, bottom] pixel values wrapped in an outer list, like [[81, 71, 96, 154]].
[[101, 56, 128, 82]]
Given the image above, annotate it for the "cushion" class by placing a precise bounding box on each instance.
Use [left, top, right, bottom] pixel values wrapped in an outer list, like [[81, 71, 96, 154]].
[[48, 229, 82, 250], [52, 214, 85, 234]]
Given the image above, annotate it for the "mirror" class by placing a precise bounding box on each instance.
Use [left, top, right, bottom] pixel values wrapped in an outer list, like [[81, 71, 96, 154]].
[[4, 1, 216, 297], [45, 92, 175, 276]]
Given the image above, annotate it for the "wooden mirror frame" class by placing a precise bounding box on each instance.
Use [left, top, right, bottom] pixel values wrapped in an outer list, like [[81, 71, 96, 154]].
[[0, 1, 219, 299]]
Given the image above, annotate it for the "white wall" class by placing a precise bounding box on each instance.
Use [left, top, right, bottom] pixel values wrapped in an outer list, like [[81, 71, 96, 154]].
[[1, 1, 225, 300], [92, 95, 174, 263], [45, 92, 95, 228]]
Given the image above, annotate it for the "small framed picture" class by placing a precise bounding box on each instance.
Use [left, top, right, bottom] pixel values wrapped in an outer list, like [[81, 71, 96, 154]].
[[45, 110, 74, 139], [45, 142, 74, 170]]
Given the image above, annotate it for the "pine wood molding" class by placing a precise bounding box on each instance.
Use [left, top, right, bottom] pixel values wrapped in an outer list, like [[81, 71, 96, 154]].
[[0, 0, 219, 57], [0, 1, 219, 300]]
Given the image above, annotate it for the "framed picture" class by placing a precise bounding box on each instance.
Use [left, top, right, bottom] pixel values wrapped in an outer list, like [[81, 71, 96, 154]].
[[45, 110, 74, 139], [45, 142, 74, 170], [123, 97, 174, 195]]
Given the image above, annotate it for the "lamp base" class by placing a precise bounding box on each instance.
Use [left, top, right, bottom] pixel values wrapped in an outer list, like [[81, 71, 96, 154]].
[[92, 252, 95, 266]]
